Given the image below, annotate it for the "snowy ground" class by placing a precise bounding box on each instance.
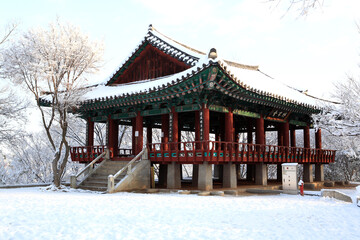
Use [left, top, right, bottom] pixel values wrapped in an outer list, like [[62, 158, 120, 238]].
[[0, 187, 359, 240]]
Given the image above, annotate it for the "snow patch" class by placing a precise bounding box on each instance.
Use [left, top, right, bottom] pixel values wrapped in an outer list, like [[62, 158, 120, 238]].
[[0, 187, 359, 239]]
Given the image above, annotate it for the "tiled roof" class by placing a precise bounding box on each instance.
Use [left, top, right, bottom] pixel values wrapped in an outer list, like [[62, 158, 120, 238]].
[[40, 25, 320, 112]]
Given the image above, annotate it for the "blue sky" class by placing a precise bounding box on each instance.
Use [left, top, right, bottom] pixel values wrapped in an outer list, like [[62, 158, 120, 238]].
[[1, 0, 360, 98]]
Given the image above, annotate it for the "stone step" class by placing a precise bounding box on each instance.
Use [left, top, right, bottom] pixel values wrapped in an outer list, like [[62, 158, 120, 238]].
[[82, 175, 125, 186], [77, 160, 129, 192], [80, 185, 108, 192], [95, 169, 122, 175], [101, 161, 129, 167], [82, 181, 108, 187], [99, 164, 127, 170], [94, 172, 126, 178], [86, 175, 109, 181], [84, 176, 124, 184]]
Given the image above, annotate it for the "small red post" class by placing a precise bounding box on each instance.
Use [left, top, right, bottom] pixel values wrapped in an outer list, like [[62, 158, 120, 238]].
[[298, 180, 304, 196]]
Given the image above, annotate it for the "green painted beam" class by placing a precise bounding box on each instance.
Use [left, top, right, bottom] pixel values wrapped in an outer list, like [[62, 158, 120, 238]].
[[141, 108, 169, 116], [289, 120, 308, 127], [233, 109, 260, 118], [175, 104, 201, 113], [209, 105, 229, 113], [112, 112, 137, 119]]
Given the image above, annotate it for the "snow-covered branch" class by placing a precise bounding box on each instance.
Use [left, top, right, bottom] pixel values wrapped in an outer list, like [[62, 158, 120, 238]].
[[1, 19, 103, 187]]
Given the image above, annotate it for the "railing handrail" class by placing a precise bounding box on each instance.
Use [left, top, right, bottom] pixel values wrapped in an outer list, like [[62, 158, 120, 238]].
[[70, 148, 110, 189], [112, 148, 146, 180], [76, 150, 107, 178], [147, 140, 336, 153], [147, 140, 336, 164], [108, 147, 147, 193]]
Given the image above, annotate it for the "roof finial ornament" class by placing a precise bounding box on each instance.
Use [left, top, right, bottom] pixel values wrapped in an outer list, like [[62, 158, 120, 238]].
[[148, 24, 153, 31], [208, 48, 217, 59]]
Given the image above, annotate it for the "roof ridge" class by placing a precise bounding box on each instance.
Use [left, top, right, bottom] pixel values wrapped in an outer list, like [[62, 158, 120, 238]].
[[223, 59, 259, 71], [150, 25, 206, 56]]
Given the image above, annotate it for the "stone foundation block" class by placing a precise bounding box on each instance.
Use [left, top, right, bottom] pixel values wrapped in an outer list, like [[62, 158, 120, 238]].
[[321, 190, 353, 203], [324, 181, 335, 187], [304, 183, 315, 190], [210, 191, 225, 196]]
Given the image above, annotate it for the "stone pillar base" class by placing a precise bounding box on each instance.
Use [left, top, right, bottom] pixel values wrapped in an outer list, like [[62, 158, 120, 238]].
[[192, 164, 199, 187], [315, 164, 324, 182], [167, 162, 181, 189], [303, 163, 313, 182], [198, 162, 213, 191], [223, 163, 237, 188], [255, 163, 267, 186]]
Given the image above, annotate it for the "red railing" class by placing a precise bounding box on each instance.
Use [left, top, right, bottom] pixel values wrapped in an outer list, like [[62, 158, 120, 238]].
[[71, 141, 336, 164], [70, 146, 133, 162], [147, 141, 336, 164], [118, 148, 132, 157], [70, 146, 110, 163]]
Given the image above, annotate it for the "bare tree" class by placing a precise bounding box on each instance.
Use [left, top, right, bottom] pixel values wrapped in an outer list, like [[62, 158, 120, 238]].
[[269, 0, 324, 16], [1, 19, 103, 187], [0, 22, 17, 46], [0, 22, 27, 142], [313, 25, 360, 181]]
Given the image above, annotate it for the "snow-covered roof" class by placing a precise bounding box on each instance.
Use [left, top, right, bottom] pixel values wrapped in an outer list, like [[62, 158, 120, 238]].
[[80, 55, 317, 110], [218, 59, 317, 107], [40, 25, 319, 112]]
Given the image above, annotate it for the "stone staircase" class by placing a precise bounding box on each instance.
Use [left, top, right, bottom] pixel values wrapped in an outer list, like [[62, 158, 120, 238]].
[[79, 161, 129, 192]]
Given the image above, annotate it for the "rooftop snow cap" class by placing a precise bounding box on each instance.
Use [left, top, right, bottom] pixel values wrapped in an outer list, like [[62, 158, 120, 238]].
[[208, 48, 217, 59]]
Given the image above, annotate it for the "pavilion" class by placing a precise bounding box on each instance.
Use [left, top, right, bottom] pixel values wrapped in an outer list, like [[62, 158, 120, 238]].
[[64, 25, 335, 191]]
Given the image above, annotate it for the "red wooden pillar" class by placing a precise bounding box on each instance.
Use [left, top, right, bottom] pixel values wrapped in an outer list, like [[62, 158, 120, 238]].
[[147, 124, 153, 145], [171, 107, 179, 146], [255, 114, 267, 186], [107, 116, 118, 156], [135, 112, 143, 155], [224, 109, 234, 142], [203, 104, 210, 141], [315, 128, 324, 181], [315, 128, 322, 149], [290, 127, 296, 147], [195, 111, 200, 142], [303, 124, 313, 182], [304, 125, 310, 148], [86, 117, 94, 147], [277, 125, 283, 146], [161, 114, 169, 150], [282, 121, 290, 147], [255, 115, 265, 145], [132, 119, 136, 154]]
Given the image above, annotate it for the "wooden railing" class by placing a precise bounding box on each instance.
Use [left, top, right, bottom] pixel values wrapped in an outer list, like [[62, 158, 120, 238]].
[[70, 146, 132, 162], [70, 146, 110, 163], [148, 141, 336, 164], [70, 141, 336, 164], [118, 148, 132, 157]]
